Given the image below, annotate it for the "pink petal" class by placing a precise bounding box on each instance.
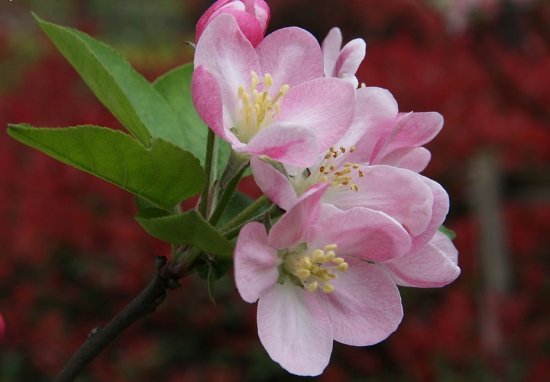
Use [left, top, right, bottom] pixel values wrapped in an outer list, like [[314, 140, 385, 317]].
[[333, 38, 366, 79], [234, 222, 280, 303], [250, 156, 299, 210], [347, 87, 399, 163], [381, 233, 460, 288], [268, 183, 328, 250], [432, 230, 458, 265], [257, 27, 325, 89], [235, 123, 319, 167], [211, 7, 265, 47], [277, 78, 356, 151], [307, 208, 411, 262], [243, 0, 271, 33], [195, 0, 235, 42], [257, 282, 333, 376], [194, 14, 261, 123], [191, 66, 242, 147], [371, 112, 443, 165], [381, 147, 432, 172], [322, 27, 343, 77], [318, 259, 402, 346], [322, 165, 434, 237], [406, 176, 449, 255]]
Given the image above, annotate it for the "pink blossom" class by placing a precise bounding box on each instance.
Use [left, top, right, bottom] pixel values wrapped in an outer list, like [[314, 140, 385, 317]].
[[192, 14, 356, 167], [251, 86, 448, 252], [379, 230, 461, 288], [0, 314, 4, 343], [322, 27, 366, 88], [195, 0, 270, 47], [234, 184, 409, 376]]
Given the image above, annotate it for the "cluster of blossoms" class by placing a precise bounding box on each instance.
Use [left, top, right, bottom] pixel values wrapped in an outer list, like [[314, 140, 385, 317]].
[[192, 0, 460, 376]]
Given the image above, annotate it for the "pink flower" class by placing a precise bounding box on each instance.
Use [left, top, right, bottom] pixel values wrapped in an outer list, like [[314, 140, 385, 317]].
[[192, 14, 356, 167], [380, 230, 461, 288], [322, 27, 366, 88], [251, 86, 448, 255], [0, 314, 4, 343], [234, 184, 409, 376], [196, 0, 270, 47]]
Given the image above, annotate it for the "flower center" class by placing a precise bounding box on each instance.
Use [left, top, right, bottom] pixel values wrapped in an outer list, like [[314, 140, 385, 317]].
[[235, 71, 289, 143], [292, 146, 364, 196], [281, 244, 348, 293]]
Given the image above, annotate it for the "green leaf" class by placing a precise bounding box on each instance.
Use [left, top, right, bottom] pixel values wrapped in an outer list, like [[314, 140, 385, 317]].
[[7, 124, 204, 210], [34, 14, 186, 149], [438, 225, 456, 241], [153, 63, 230, 171], [135, 210, 234, 257]]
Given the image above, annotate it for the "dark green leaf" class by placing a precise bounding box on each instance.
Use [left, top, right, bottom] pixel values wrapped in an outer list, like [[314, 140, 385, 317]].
[[8, 124, 204, 210], [135, 210, 234, 257], [34, 14, 186, 148]]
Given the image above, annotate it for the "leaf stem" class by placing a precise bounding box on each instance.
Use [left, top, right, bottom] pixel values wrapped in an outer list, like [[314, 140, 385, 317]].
[[199, 128, 216, 218], [52, 258, 181, 382], [223, 202, 282, 240], [219, 194, 270, 235], [208, 166, 247, 227]]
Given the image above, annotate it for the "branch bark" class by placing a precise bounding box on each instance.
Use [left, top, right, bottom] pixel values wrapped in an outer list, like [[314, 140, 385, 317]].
[[53, 256, 181, 382]]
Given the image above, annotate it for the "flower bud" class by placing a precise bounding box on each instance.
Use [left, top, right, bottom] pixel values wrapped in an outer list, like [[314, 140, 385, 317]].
[[196, 0, 270, 47]]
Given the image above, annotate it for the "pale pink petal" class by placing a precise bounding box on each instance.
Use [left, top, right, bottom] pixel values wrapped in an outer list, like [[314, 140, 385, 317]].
[[381, 147, 432, 172], [195, 0, 236, 42], [307, 208, 411, 262], [318, 258, 402, 345], [235, 123, 319, 167], [276, 78, 356, 151], [256, 27, 325, 89], [381, 234, 460, 288], [250, 156, 299, 210], [322, 165, 434, 237], [406, 176, 449, 255], [257, 282, 333, 376], [268, 183, 328, 250], [191, 66, 242, 147], [371, 112, 443, 165], [244, 0, 270, 33], [234, 222, 280, 302], [194, 15, 261, 122], [432, 230, 458, 265], [333, 38, 366, 79], [322, 27, 343, 77], [347, 87, 399, 163]]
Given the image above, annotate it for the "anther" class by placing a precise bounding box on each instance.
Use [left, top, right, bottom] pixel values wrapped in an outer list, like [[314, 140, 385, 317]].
[[322, 284, 335, 293]]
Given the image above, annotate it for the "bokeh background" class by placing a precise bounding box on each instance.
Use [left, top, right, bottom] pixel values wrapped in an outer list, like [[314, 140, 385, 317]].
[[1, 0, 550, 381]]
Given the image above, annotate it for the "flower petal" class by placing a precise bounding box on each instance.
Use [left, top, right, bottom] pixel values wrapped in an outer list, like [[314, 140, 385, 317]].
[[381, 231, 460, 288], [194, 14, 261, 123], [258, 282, 333, 376], [380, 147, 432, 172], [307, 208, 411, 262], [210, 7, 265, 47], [256, 27, 325, 89], [322, 27, 343, 77], [333, 38, 366, 79], [235, 123, 319, 167], [234, 222, 280, 303], [347, 87, 399, 163], [277, 77, 356, 151], [268, 182, 328, 250], [250, 156, 298, 210], [191, 65, 242, 147], [322, 165, 434, 237], [318, 258, 403, 346]]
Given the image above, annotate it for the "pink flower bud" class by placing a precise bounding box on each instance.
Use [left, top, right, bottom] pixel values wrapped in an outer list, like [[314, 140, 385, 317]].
[[196, 0, 270, 47]]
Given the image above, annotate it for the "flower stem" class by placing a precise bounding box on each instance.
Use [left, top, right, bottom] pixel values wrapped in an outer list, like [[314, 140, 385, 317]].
[[199, 128, 216, 219], [208, 166, 247, 227], [219, 194, 270, 235], [52, 258, 181, 382], [223, 202, 282, 240]]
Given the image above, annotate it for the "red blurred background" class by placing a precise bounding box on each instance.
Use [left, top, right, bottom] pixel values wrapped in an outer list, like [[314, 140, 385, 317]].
[[1, 0, 550, 381]]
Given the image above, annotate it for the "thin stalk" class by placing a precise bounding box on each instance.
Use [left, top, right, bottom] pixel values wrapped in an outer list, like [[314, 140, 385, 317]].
[[199, 128, 216, 219], [223, 203, 282, 240], [53, 259, 181, 382], [208, 166, 247, 227], [219, 194, 270, 235]]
